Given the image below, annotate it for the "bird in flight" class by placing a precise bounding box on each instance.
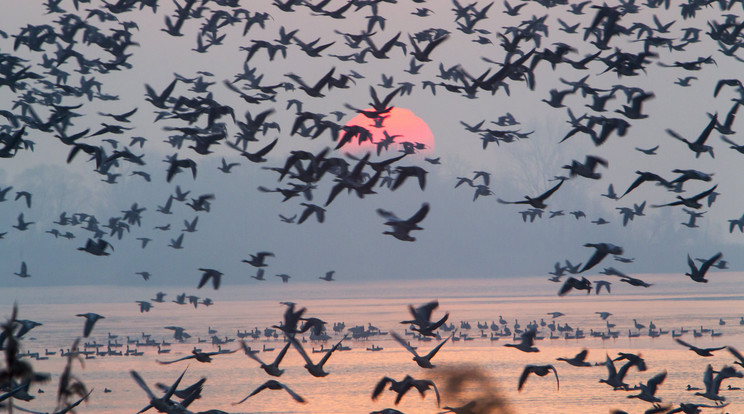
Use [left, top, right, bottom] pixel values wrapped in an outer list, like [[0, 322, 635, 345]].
[[497, 178, 565, 210], [684, 252, 723, 283], [377, 202, 430, 242]]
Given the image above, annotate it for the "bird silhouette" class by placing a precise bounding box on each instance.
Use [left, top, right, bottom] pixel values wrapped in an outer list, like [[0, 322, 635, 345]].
[[391, 331, 451, 369], [497, 178, 565, 210], [518, 364, 559, 391], [685, 252, 722, 283]]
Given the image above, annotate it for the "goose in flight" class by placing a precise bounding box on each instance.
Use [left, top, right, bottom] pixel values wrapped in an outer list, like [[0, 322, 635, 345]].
[[275, 273, 291, 283], [627, 371, 667, 404], [319, 270, 335, 281], [76, 313, 104, 338], [242, 251, 274, 267], [558, 276, 592, 296], [12, 213, 34, 231], [168, 233, 184, 249], [685, 252, 722, 283], [289, 334, 347, 377], [233, 379, 305, 405], [13, 261, 30, 278], [562, 155, 608, 179], [251, 268, 266, 281], [377, 202, 430, 242], [620, 171, 672, 198], [372, 375, 440, 407], [391, 331, 452, 369], [557, 349, 592, 367], [596, 312, 612, 320], [675, 339, 725, 357], [635, 145, 659, 155], [666, 114, 717, 158], [580, 243, 623, 273], [165, 154, 197, 183], [600, 354, 645, 390], [400, 300, 449, 337], [197, 268, 223, 289], [497, 178, 565, 210], [130, 368, 190, 414], [504, 329, 539, 353], [241, 340, 290, 377], [693, 364, 743, 403], [157, 348, 236, 364], [518, 364, 559, 391], [652, 185, 718, 209]]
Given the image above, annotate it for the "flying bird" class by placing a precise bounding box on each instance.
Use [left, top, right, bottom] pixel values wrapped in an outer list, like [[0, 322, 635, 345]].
[[377, 202, 430, 242], [232, 380, 306, 405], [497, 178, 565, 209], [518, 364, 559, 391], [391, 331, 452, 369], [580, 243, 623, 273], [76, 313, 105, 338], [685, 252, 723, 283], [197, 268, 223, 289]]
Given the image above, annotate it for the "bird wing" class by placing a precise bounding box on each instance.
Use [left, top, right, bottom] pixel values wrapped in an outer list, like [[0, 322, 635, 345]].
[[233, 381, 270, 405], [550, 365, 560, 390], [391, 331, 419, 357], [273, 341, 292, 365], [426, 334, 452, 359], [665, 128, 687, 143], [130, 370, 156, 400], [497, 198, 527, 205], [157, 355, 195, 364], [289, 335, 315, 366], [558, 277, 577, 296], [691, 185, 718, 201], [699, 252, 723, 275], [253, 138, 279, 158], [518, 365, 533, 391], [675, 338, 693, 350], [318, 335, 346, 366], [407, 203, 430, 224], [646, 371, 667, 395], [580, 247, 608, 273], [241, 340, 266, 365], [372, 377, 392, 400], [728, 346, 744, 364], [197, 272, 211, 289], [695, 114, 718, 144], [538, 178, 565, 200], [279, 382, 305, 403]]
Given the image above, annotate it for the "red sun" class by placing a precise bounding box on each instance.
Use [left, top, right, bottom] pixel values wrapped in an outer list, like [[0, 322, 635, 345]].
[[343, 107, 434, 155]]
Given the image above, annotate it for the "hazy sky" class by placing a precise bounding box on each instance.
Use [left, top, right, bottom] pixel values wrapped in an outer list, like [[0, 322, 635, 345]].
[[1, 0, 743, 295]]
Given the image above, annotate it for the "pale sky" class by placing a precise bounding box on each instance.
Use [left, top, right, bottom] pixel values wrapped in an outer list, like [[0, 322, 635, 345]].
[[1, 0, 742, 294]]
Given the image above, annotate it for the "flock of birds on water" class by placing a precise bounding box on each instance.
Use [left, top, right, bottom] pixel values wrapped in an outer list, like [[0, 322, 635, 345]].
[[4, 299, 744, 413], [2, 0, 744, 412]]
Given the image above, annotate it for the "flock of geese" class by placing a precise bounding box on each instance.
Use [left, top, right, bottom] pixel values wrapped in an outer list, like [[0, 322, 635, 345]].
[[2, 0, 744, 412], [3, 299, 744, 413]]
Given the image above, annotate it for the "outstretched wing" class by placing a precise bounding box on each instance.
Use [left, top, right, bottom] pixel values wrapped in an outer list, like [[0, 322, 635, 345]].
[[391, 331, 419, 358], [372, 377, 392, 400], [407, 203, 430, 224], [537, 178, 565, 201], [518, 366, 533, 391], [698, 252, 723, 275]]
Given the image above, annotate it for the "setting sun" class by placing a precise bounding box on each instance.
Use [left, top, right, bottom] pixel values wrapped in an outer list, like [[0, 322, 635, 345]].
[[343, 107, 434, 155]]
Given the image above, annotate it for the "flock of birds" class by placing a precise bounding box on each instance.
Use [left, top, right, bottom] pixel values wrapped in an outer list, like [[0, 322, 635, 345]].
[[2, 0, 744, 412], [3, 299, 744, 413]]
